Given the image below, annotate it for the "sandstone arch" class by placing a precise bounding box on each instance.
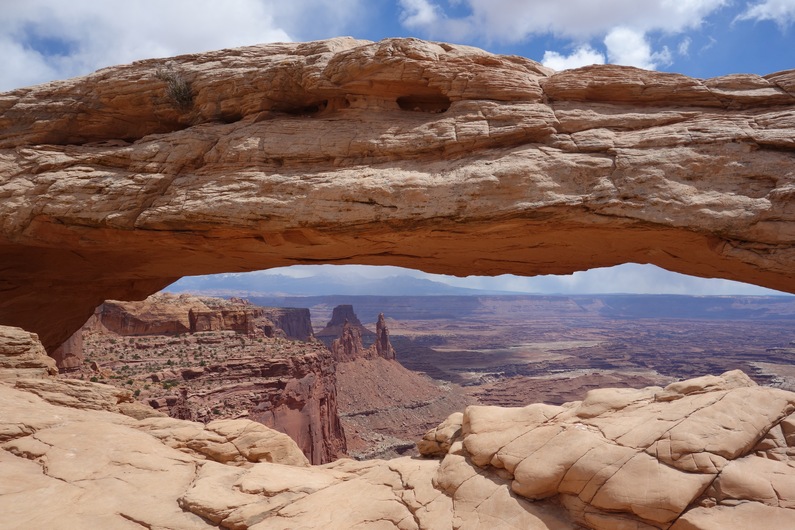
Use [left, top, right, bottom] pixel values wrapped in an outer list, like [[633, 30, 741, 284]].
[[1, 37, 794, 352]]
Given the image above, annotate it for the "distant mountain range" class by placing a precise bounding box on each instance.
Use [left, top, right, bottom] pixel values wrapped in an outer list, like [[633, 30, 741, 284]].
[[164, 272, 519, 297]]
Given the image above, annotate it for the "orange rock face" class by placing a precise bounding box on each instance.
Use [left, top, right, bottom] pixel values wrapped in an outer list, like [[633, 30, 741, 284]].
[[0, 37, 794, 352]]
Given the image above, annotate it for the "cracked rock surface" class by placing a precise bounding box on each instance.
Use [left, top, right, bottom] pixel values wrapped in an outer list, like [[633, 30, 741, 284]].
[[4, 324, 795, 528], [1, 37, 793, 352], [422, 370, 795, 529]]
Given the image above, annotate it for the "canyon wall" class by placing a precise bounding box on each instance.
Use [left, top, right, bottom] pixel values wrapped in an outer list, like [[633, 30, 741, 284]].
[[260, 307, 314, 341], [0, 38, 793, 352], [61, 294, 346, 464], [325, 306, 471, 458]]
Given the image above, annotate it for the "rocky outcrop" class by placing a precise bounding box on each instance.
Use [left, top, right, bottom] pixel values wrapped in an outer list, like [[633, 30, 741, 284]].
[[329, 309, 472, 458], [420, 369, 795, 529], [329, 308, 397, 363], [330, 320, 366, 362], [374, 313, 395, 360], [65, 294, 346, 464], [316, 304, 377, 348], [54, 293, 314, 370], [176, 345, 347, 465], [259, 307, 314, 341], [0, 326, 57, 381], [1, 37, 793, 352], [98, 294, 211, 336], [188, 307, 260, 334]]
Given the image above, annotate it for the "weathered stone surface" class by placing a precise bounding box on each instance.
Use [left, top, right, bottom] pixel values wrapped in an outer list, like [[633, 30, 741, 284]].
[[0, 37, 793, 352], [316, 304, 377, 348], [4, 327, 795, 530], [418, 411, 463, 457], [0, 326, 57, 381], [437, 369, 795, 528]]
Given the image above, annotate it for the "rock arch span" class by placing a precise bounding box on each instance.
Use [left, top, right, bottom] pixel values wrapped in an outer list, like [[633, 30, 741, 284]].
[[0, 37, 793, 352]]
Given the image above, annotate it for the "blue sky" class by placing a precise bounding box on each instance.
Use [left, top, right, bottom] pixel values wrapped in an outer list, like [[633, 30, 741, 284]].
[[2, 0, 793, 295]]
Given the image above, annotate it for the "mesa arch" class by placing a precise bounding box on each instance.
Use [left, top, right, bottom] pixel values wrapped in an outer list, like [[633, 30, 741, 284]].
[[0, 37, 794, 353]]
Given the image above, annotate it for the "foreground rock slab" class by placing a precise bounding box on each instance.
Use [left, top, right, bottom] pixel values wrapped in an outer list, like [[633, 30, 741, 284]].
[[4, 324, 795, 528], [422, 370, 795, 529], [1, 37, 794, 351]]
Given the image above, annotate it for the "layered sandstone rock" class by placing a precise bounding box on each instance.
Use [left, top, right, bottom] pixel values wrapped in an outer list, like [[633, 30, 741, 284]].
[[259, 307, 314, 341], [0, 326, 57, 381], [421, 369, 795, 529], [63, 294, 346, 464], [316, 304, 377, 348], [54, 293, 314, 369], [1, 38, 793, 352]]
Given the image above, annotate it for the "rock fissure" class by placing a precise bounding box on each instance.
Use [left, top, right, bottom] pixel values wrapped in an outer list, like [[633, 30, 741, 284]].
[[118, 513, 153, 529]]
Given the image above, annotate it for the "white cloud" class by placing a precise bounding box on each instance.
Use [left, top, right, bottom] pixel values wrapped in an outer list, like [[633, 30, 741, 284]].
[[736, 0, 795, 27], [396, 1, 726, 71], [399, 0, 729, 41], [398, 0, 441, 28], [0, 0, 365, 91], [604, 27, 672, 70], [678, 36, 692, 56], [541, 45, 605, 70]]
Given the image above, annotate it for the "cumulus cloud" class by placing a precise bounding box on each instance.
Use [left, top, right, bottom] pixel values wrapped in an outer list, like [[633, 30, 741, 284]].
[[541, 45, 605, 70], [604, 27, 672, 70], [736, 0, 795, 27], [0, 0, 364, 91], [397, 0, 727, 71], [398, 0, 441, 28], [398, 0, 729, 41]]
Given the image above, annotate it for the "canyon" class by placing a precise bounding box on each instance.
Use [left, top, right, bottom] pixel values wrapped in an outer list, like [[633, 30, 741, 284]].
[[61, 293, 470, 463], [1, 36, 795, 529]]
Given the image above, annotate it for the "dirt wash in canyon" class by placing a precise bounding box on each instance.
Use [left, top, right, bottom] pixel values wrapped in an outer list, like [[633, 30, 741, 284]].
[[1, 37, 793, 354]]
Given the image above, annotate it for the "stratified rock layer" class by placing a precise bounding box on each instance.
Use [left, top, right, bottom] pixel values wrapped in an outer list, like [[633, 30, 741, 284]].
[[60, 294, 346, 464], [1, 37, 793, 352]]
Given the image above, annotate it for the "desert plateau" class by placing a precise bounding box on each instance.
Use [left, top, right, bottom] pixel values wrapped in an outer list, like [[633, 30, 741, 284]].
[[1, 24, 794, 530]]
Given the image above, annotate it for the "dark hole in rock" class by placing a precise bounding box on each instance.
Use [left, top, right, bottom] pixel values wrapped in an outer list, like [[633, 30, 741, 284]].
[[220, 112, 243, 124], [282, 100, 329, 116], [396, 94, 451, 113]]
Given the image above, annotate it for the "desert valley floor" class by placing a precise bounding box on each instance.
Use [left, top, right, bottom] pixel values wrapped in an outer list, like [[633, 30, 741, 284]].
[[256, 294, 795, 404]]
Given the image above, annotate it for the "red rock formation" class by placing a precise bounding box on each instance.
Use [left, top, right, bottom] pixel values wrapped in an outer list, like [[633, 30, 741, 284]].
[[51, 328, 83, 372], [316, 304, 376, 348], [327, 308, 471, 458], [330, 320, 365, 362], [144, 340, 346, 464], [60, 293, 347, 463], [188, 307, 260, 334], [373, 313, 395, 361], [259, 307, 314, 341]]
